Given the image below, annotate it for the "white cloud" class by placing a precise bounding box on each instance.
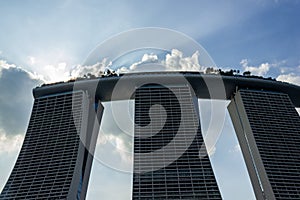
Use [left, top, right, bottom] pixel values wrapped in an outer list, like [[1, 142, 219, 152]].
[[41, 62, 70, 83], [14, 49, 209, 83], [165, 49, 204, 72], [95, 132, 132, 173], [28, 56, 36, 65], [21, 55, 111, 83], [120, 53, 159, 73], [229, 144, 241, 153], [0, 130, 23, 154], [0, 60, 16, 75], [116, 66, 130, 74], [91, 100, 134, 173], [240, 59, 270, 76], [98, 134, 132, 164], [0, 59, 43, 80], [116, 49, 205, 74], [277, 73, 300, 86], [71, 58, 111, 78], [141, 53, 158, 63]]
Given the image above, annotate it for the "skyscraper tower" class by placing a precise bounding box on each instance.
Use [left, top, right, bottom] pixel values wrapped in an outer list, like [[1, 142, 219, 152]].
[[0, 91, 103, 199], [228, 89, 300, 200], [133, 84, 221, 199]]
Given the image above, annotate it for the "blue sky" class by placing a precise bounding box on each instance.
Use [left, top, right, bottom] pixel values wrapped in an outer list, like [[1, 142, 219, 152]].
[[0, 0, 300, 199]]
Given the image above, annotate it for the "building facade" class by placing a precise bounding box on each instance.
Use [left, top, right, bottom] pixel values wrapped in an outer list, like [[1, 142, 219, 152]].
[[133, 84, 221, 199], [0, 91, 103, 200], [1, 72, 300, 199], [228, 89, 300, 200]]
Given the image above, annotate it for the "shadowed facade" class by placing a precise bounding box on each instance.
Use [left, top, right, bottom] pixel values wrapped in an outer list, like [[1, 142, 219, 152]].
[[133, 84, 221, 199], [228, 89, 300, 200], [0, 91, 103, 200]]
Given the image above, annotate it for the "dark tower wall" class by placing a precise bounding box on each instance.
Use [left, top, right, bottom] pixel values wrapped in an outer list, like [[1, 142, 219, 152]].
[[133, 84, 222, 199], [0, 91, 103, 200], [228, 89, 300, 200]]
